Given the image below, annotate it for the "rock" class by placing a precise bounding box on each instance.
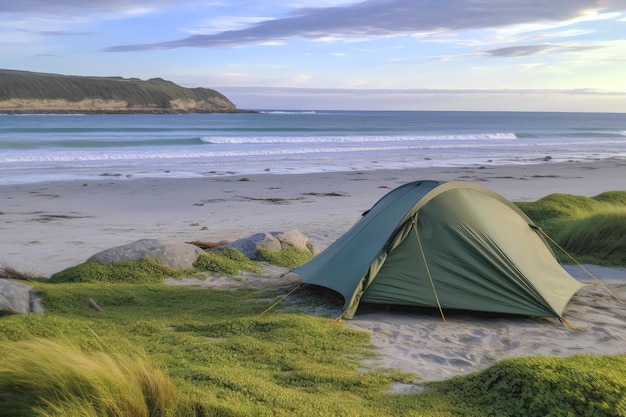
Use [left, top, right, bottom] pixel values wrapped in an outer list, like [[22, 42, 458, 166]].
[[543, 155, 552, 161], [219, 230, 320, 259], [273, 230, 309, 250], [221, 233, 282, 259], [0, 278, 44, 315], [306, 241, 322, 256], [86, 239, 204, 269]]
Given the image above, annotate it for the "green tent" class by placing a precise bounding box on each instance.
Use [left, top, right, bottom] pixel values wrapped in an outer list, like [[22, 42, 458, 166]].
[[294, 180, 582, 320]]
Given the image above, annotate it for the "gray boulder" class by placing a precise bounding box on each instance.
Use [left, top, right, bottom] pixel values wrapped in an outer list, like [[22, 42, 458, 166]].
[[273, 230, 322, 256], [222, 233, 282, 259], [0, 278, 44, 315], [219, 230, 320, 259], [87, 239, 204, 270]]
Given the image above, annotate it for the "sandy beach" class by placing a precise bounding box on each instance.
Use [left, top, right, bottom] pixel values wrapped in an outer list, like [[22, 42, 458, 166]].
[[2, 159, 625, 382]]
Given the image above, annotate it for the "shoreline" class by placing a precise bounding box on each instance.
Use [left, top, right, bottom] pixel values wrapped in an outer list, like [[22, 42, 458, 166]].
[[1, 159, 625, 278]]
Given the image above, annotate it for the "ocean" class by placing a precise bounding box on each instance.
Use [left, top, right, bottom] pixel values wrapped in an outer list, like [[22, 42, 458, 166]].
[[1, 110, 625, 185]]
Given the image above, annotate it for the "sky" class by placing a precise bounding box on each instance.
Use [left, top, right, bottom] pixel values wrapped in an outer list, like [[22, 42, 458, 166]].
[[2, 0, 626, 112]]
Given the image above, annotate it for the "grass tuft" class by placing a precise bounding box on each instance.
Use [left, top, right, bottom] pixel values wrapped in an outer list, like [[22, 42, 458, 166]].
[[0, 261, 40, 281], [256, 247, 313, 269], [193, 247, 262, 275], [0, 338, 180, 417]]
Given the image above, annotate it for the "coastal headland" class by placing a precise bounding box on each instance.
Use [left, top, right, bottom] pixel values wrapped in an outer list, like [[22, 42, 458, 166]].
[[0, 69, 245, 114]]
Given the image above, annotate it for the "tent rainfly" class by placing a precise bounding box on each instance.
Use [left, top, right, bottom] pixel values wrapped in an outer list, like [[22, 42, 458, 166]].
[[294, 180, 583, 320]]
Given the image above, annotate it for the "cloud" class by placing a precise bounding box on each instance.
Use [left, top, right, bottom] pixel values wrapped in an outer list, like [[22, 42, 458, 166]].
[[218, 85, 626, 111], [218, 86, 626, 98], [482, 43, 602, 57], [0, 0, 186, 16], [29, 30, 97, 36], [104, 0, 626, 51]]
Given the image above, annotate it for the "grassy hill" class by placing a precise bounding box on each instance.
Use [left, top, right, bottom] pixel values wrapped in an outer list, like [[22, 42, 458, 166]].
[[0, 69, 239, 113]]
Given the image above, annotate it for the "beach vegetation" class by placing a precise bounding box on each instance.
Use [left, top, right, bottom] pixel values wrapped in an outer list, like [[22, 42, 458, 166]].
[[0, 280, 624, 416], [256, 247, 313, 269], [515, 191, 626, 265], [0, 338, 179, 417], [556, 210, 626, 265], [427, 355, 626, 417], [0, 261, 41, 281], [2, 190, 626, 415], [48, 258, 184, 284], [193, 247, 262, 275]]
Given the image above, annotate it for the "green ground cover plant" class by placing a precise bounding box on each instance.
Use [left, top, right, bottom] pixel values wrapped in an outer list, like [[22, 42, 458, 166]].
[[427, 355, 626, 417], [256, 247, 313, 269], [193, 247, 263, 275], [0, 283, 404, 416], [1, 280, 624, 416], [48, 258, 184, 283]]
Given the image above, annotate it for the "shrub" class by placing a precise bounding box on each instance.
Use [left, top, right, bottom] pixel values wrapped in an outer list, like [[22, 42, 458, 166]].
[[193, 248, 261, 275], [256, 247, 313, 269], [49, 258, 182, 284]]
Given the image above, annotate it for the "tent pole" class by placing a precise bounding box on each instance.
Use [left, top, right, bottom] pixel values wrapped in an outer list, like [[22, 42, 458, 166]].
[[413, 219, 447, 323]]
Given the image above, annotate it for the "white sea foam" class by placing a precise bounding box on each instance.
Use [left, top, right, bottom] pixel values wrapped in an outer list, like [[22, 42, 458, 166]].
[[201, 133, 518, 144], [1, 111, 625, 185], [259, 110, 318, 115]]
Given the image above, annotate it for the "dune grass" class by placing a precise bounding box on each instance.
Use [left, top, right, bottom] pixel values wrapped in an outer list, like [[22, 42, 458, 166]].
[[515, 191, 626, 265], [556, 210, 626, 265], [0, 338, 179, 417]]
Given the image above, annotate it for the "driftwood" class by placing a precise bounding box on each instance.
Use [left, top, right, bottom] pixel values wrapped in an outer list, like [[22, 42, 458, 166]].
[[87, 298, 103, 312], [185, 240, 229, 249]]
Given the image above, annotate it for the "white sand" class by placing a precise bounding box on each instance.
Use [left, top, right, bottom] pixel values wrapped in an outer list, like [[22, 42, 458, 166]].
[[1, 159, 625, 382], [349, 264, 626, 383]]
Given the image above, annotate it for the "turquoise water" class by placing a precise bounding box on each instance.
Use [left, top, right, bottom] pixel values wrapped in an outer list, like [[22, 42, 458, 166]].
[[1, 111, 625, 184]]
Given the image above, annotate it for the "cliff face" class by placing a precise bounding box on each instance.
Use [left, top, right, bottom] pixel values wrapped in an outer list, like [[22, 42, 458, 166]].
[[0, 69, 240, 114]]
